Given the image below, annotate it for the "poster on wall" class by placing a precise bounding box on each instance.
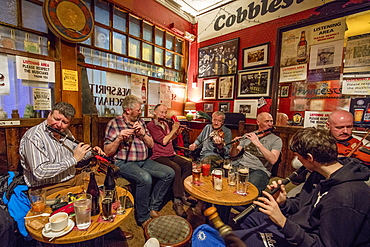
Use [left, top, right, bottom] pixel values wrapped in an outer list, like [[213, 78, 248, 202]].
[[350, 97, 370, 128], [310, 18, 346, 45], [0, 55, 10, 95], [342, 77, 370, 95], [344, 33, 370, 76], [33, 88, 51, 110], [303, 111, 330, 128], [307, 40, 344, 81], [15, 56, 55, 82], [62, 69, 78, 91], [290, 80, 350, 111], [280, 27, 310, 68], [279, 64, 307, 83], [160, 83, 172, 108], [131, 74, 148, 103]]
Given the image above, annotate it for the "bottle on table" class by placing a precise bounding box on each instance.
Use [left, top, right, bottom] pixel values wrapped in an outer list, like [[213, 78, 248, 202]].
[[87, 172, 100, 216]]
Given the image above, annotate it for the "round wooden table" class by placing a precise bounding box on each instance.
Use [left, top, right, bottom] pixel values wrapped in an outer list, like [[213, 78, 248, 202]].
[[25, 186, 134, 245], [184, 175, 258, 206]]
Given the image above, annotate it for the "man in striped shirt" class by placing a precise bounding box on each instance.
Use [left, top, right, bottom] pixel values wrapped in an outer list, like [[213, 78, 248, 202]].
[[104, 95, 174, 227], [19, 102, 106, 196]]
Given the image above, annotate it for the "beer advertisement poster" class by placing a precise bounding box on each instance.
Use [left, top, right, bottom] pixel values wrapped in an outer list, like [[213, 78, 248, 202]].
[[350, 98, 370, 128], [280, 27, 310, 68]]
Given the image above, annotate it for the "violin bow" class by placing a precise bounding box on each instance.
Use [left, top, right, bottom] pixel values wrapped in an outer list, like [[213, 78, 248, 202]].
[[347, 128, 370, 157]]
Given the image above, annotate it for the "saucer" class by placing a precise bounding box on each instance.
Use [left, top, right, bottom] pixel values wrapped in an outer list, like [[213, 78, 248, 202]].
[[42, 219, 75, 239]]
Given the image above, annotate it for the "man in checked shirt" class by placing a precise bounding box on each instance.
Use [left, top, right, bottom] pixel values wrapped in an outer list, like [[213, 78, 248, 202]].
[[104, 95, 174, 227]]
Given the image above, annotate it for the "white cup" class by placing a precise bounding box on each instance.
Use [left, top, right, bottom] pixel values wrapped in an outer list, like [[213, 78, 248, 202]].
[[44, 212, 68, 232]]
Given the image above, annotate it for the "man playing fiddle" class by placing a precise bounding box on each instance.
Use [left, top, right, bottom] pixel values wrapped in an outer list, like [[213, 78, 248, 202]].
[[20, 102, 106, 196], [104, 95, 174, 226], [147, 104, 195, 218], [327, 109, 370, 166], [189, 111, 232, 165], [230, 112, 282, 193]]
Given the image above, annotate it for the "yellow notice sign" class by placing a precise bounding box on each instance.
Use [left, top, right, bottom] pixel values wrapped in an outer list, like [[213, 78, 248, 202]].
[[62, 69, 78, 91]]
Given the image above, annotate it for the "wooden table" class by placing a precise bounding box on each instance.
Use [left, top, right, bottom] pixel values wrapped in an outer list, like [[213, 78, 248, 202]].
[[184, 175, 258, 223], [184, 175, 258, 206], [25, 186, 134, 245]]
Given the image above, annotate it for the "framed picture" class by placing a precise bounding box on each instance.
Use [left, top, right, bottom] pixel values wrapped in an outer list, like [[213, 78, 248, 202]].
[[217, 76, 234, 99], [242, 42, 269, 69], [203, 78, 217, 100], [234, 100, 258, 119], [218, 102, 230, 113], [280, 85, 290, 98], [198, 38, 239, 78], [204, 103, 214, 112], [237, 67, 272, 98]]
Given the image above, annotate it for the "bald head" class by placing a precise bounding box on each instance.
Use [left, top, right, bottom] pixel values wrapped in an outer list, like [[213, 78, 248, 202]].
[[257, 112, 273, 131], [327, 109, 354, 141]]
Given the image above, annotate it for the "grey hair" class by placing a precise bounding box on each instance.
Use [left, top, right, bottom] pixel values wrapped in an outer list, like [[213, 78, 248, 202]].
[[51, 102, 76, 118]]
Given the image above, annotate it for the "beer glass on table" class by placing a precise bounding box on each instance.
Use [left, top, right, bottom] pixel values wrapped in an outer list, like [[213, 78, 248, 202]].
[[29, 188, 46, 214], [102, 187, 115, 221], [192, 161, 202, 184], [236, 165, 249, 195]]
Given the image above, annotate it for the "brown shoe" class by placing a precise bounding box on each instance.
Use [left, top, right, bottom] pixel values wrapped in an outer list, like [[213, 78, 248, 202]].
[[150, 210, 160, 218], [140, 218, 151, 229], [173, 201, 187, 219], [120, 230, 134, 240]]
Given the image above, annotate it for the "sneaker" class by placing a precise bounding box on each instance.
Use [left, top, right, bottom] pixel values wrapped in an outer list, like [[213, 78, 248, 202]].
[[172, 201, 187, 218]]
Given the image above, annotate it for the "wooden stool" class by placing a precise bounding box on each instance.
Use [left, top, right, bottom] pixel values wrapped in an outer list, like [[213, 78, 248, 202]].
[[143, 215, 192, 247]]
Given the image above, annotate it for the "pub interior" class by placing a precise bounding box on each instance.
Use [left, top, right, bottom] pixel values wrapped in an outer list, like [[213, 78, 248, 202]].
[[0, 0, 369, 246]]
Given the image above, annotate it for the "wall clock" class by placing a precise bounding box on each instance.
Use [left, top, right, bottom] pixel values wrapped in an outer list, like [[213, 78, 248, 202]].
[[43, 0, 94, 43]]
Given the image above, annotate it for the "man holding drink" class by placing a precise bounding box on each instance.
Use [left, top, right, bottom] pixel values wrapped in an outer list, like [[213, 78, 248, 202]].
[[104, 95, 174, 226]]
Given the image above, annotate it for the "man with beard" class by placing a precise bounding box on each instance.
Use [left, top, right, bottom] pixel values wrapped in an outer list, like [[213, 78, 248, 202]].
[[327, 109, 370, 166], [189, 111, 232, 165], [104, 95, 174, 226], [230, 112, 282, 194]]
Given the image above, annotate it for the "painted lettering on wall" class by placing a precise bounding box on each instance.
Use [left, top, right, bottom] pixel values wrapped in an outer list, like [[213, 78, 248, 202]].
[[89, 84, 131, 106]]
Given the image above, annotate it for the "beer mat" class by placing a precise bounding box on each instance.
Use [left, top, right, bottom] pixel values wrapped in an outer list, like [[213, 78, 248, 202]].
[[233, 191, 249, 196], [97, 214, 116, 223], [192, 181, 204, 186], [73, 221, 93, 231]]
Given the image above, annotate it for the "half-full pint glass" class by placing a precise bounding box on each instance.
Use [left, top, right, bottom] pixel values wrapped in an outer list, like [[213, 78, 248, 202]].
[[192, 162, 202, 183], [236, 165, 249, 195], [74, 194, 92, 230]]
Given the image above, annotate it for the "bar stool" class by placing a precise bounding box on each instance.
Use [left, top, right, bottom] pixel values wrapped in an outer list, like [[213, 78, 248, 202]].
[[143, 215, 192, 247]]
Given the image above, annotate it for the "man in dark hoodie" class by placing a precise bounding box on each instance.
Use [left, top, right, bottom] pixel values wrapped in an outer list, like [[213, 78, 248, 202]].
[[234, 127, 370, 247]]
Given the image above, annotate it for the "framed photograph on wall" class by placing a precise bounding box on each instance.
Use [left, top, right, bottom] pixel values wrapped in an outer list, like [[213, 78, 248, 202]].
[[218, 76, 234, 99], [242, 42, 269, 69], [237, 67, 272, 98], [204, 102, 214, 112], [218, 102, 230, 113], [198, 38, 239, 78], [280, 85, 290, 98], [234, 100, 258, 119], [203, 78, 217, 100]]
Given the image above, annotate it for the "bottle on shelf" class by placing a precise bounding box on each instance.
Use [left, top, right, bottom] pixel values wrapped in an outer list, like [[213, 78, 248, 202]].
[[87, 172, 100, 216], [297, 31, 307, 64], [141, 79, 146, 103]]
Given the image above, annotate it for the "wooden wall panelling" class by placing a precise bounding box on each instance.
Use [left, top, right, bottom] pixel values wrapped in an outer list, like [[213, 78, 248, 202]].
[[83, 114, 92, 144], [0, 129, 7, 174]]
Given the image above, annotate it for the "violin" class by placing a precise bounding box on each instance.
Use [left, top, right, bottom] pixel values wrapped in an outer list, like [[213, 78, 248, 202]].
[[210, 128, 225, 146]]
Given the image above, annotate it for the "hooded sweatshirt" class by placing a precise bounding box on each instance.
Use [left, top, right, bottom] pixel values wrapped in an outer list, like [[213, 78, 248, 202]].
[[280, 158, 370, 247]]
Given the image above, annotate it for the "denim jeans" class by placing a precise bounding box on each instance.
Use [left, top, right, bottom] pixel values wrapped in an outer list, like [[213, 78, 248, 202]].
[[249, 168, 270, 195], [116, 159, 175, 223]]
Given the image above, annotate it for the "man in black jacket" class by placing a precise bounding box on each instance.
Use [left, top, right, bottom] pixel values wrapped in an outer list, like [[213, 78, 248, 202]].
[[234, 127, 370, 247]]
